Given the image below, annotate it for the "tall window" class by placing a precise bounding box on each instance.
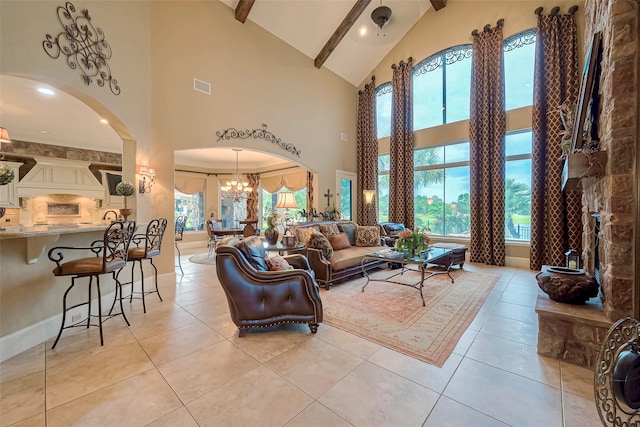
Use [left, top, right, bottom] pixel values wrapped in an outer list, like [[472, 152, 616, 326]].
[[175, 190, 204, 231], [377, 154, 390, 221], [413, 45, 472, 130], [414, 142, 470, 236], [504, 130, 532, 240], [376, 83, 392, 138], [504, 29, 537, 110]]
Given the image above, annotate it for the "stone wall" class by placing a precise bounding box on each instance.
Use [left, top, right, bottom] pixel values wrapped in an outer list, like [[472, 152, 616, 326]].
[[581, 0, 637, 321]]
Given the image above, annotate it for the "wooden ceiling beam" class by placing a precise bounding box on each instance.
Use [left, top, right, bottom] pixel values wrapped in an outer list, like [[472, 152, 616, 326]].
[[235, 0, 255, 24], [430, 0, 447, 11], [314, 0, 372, 69]]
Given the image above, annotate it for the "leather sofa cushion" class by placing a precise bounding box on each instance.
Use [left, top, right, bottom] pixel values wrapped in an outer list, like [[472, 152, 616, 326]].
[[329, 246, 381, 270], [236, 236, 268, 271], [329, 232, 351, 251]]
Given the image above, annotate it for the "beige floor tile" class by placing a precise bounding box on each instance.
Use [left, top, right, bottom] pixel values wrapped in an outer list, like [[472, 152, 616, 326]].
[[4, 412, 45, 427], [180, 298, 231, 325], [480, 314, 538, 346], [187, 366, 313, 427], [126, 306, 199, 341], [229, 323, 316, 363], [490, 300, 539, 324], [145, 406, 199, 427], [467, 310, 491, 331], [138, 321, 225, 365], [444, 358, 562, 427], [560, 361, 596, 400], [563, 392, 602, 427], [266, 338, 362, 398], [452, 328, 478, 356], [498, 289, 538, 307], [44, 321, 137, 369], [505, 281, 540, 296], [0, 344, 44, 384], [284, 401, 351, 427], [46, 369, 181, 427], [45, 342, 153, 409], [0, 372, 44, 427], [466, 332, 561, 388], [368, 346, 463, 393], [316, 325, 381, 359], [424, 396, 509, 427], [318, 361, 439, 427], [157, 339, 259, 403]]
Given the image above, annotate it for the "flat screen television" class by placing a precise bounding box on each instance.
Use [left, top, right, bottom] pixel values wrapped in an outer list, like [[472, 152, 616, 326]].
[[106, 172, 123, 196]]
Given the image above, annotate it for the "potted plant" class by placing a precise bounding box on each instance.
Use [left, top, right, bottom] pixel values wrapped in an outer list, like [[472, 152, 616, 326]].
[[263, 210, 282, 245], [115, 181, 135, 220], [0, 163, 15, 186]]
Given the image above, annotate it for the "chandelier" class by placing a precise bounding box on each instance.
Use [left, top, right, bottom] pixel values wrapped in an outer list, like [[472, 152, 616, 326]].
[[221, 149, 252, 202]]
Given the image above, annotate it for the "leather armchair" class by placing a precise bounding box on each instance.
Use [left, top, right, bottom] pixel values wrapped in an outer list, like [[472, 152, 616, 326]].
[[215, 236, 323, 337]]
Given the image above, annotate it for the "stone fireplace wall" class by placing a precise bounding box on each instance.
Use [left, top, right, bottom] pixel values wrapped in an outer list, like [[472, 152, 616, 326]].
[[581, 0, 638, 321]]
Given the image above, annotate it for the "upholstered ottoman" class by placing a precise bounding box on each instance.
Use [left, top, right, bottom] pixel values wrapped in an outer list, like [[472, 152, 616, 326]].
[[429, 242, 467, 268]]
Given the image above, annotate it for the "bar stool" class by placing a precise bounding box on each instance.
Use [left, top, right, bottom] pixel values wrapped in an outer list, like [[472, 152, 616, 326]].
[[48, 221, 136, 349], [174, 215, 187, 275], [119, 218, 167, 313]]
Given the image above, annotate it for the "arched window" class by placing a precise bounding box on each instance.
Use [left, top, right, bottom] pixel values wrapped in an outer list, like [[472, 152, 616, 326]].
[[413, 44, 472, 131], [504, 29, 537, 110], [375, 82, 392, 139]]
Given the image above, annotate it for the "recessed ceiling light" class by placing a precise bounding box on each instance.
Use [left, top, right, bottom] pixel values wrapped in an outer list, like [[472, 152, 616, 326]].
[[39, 130, 49, 134], [359, 27, 367, 36], [99, 119, 109, 124], [37, 87, 55, 96]]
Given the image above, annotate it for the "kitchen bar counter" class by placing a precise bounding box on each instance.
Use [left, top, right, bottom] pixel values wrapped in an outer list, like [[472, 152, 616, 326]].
[[0, 223, 108, 264]]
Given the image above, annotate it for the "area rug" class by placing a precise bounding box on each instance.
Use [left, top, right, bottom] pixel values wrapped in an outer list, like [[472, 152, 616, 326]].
[[320, 269, 499, 367], [188, 253, 215, 265]]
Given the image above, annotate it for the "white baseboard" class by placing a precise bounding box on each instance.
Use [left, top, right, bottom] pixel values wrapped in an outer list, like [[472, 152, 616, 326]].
[[0, 272, 175, 363]]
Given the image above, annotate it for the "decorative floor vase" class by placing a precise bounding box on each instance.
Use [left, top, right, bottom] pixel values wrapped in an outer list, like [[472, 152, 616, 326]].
[[264, 228, 279, 245]]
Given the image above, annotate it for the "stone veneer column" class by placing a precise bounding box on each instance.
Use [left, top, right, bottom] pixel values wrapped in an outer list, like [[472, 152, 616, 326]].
[[581, 0, 637, 321]]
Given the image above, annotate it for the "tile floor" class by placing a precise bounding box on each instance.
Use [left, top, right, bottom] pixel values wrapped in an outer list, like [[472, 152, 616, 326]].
[[1, 246, 602, 426]]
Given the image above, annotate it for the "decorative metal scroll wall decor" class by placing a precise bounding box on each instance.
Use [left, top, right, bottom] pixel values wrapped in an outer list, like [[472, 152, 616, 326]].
[[43, 2, 120, 95], [216, 124, 301, 157]]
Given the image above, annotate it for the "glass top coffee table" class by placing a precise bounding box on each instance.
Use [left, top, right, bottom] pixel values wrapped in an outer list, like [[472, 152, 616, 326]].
[[361, 247, 455, 306]]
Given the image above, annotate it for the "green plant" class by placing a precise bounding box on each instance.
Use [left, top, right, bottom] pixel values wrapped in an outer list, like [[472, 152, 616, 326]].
[[116, 181, 135, 208], [0, 164, 15, 186], [263, 210, 282, 229]]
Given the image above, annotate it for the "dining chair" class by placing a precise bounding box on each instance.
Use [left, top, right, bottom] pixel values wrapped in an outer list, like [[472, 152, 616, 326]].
[[47, 221, 136, 348], [174, 215, 187, 275], [206, 219, 224, 257], [118, 218, 167, 313]]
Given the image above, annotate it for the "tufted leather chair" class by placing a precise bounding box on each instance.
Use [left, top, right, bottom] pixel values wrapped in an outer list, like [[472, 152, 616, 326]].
[[215, 236, 323, 337]]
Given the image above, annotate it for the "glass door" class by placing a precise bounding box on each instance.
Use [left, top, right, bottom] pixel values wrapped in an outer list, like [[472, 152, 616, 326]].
[[336, 170, 356, 221]]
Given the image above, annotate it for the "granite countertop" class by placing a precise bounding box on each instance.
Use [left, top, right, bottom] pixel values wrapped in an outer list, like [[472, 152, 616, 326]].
[[0, 223, 108, 239]]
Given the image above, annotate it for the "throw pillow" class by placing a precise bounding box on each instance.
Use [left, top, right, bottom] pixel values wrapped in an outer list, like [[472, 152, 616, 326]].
[[355, 226, 380, 247], [265, 255, 293, 271], [296, 226, 318, 245], [236, 237, 268, 271], [337, 222, 357, 246], [319, 223, 340, 238], [306, 230, 334, 259], [329, 232, 351, 251]]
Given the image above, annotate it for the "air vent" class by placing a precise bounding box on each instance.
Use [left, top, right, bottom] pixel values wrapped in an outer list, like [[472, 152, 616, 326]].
[[193, 78, 211, 95]]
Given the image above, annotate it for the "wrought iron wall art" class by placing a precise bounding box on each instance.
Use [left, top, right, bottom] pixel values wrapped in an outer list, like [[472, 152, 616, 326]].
[[216, 124, 301, 157], [43, 2, 120, 95], [503, 28, 537, 52]]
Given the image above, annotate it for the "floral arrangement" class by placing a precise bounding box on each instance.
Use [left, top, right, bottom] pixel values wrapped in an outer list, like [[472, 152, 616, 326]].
[[115, 181, 135, 208], [263, 210, 282, 229], [0, 164, 15, 186], [395, 227, 431, 258]]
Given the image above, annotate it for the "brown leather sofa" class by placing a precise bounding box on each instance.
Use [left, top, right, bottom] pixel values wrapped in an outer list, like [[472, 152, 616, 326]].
[[215, 236, 323, 336]]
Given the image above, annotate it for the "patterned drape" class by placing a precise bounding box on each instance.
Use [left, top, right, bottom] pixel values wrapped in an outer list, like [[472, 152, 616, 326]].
[[389, 58, 414, 229], [357, 76, 378, 226], [246, 173, 260, 220], [469, 23, 506, 266], [530, 10, 580, 270], [306, 171, 314, 217]]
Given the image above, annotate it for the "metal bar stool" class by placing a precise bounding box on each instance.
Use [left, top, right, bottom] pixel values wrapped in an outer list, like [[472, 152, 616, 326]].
[[174, 215, 187, 275], [48, 221, 136, 349], [117, 218, 167, 313]]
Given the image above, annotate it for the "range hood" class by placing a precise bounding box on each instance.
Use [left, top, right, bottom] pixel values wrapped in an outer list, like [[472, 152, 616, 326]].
[[17, 156, 105, 199]]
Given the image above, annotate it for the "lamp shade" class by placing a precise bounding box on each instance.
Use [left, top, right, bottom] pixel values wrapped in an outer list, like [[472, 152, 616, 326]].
[[363, 190, 376, 204], [275, 192, 298, 209], [0, 127, 11, 144]]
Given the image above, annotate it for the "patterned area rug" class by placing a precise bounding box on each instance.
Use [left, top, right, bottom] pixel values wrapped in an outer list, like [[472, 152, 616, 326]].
[[188, 253, 215, 265], [320, 268, 499, 367]]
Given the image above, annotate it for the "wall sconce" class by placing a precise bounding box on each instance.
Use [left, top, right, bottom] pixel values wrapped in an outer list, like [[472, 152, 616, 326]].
[[363, 190, 376, 204], [138, 165, 156, 193], [0, 127, 11, 144]]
